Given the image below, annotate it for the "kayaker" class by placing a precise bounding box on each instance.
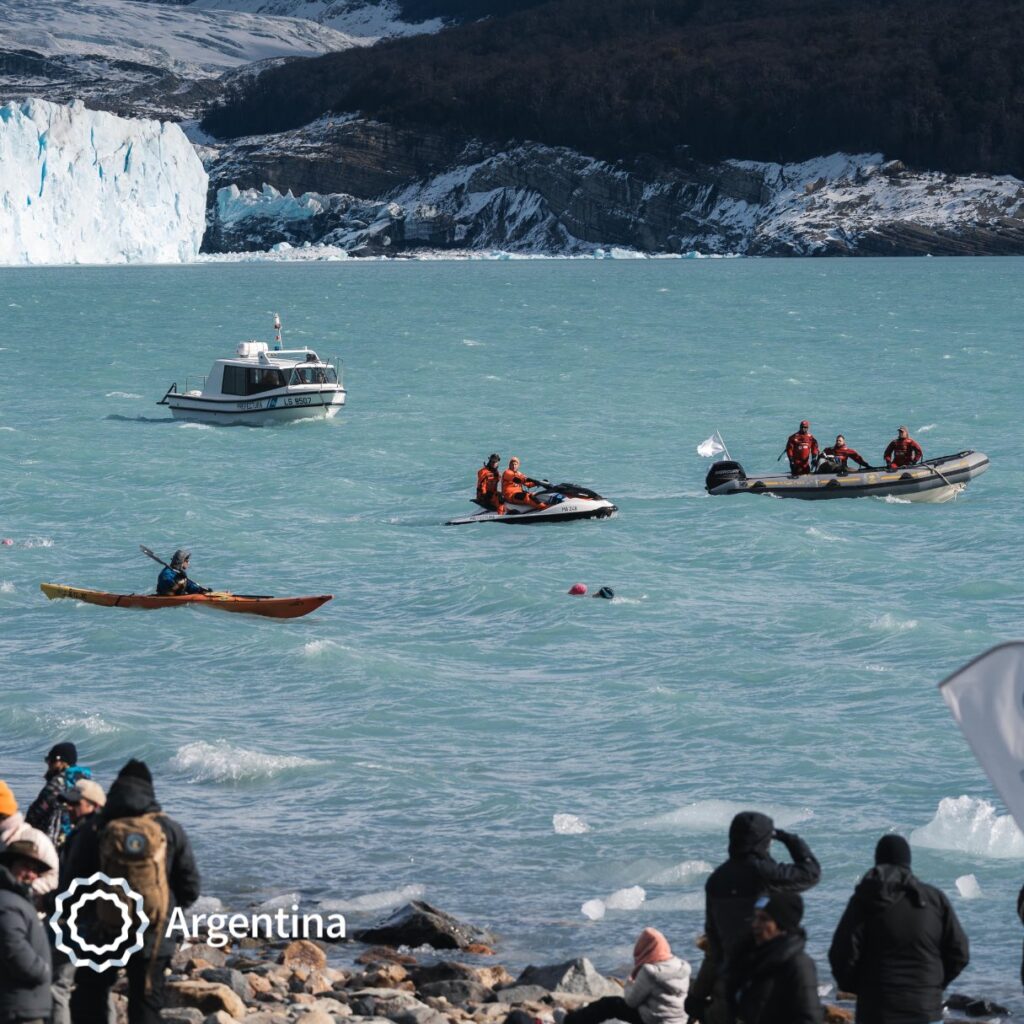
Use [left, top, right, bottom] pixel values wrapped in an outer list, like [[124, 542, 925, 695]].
[[156, 550, 205, 596], [822, 435, 870, 473], [884, 426, 923, 469], [502, 457, 548, 510], [476, 453, 504, 512], [785, 421, 819, 476]]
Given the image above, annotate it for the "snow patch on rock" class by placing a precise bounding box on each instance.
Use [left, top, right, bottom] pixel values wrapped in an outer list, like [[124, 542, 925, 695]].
[[0, 98, 207, 266]]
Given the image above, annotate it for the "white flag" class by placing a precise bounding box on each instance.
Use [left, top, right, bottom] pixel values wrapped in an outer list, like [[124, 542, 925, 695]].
[[940, 643, 1024, 831], [697, 432, 726, 458]]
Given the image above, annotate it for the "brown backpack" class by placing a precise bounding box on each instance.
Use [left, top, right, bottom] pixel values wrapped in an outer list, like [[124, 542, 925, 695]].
[[97, 813, 170, 935]]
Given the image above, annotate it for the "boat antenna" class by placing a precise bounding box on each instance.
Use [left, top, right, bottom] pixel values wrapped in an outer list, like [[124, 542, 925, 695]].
[[274, 312, 282, 350]]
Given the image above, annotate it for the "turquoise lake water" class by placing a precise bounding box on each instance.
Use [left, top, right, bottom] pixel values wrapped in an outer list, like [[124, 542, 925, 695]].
[[2, 257, 1023, 1003]]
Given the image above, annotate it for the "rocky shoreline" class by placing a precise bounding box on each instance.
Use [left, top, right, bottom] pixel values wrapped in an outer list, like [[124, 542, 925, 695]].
[[115, 901, 1002, 1024]]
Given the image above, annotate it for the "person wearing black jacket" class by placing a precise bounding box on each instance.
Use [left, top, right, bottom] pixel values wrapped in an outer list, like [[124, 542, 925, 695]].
[[728, 891, 822, 1024], [64, 760, 201, 1024], [687, 812, 821, 1024], [829, 835, 969, 1024]]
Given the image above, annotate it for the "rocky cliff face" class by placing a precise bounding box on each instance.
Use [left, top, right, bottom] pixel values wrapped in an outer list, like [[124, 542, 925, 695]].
[[202, 118, 1024, 257]]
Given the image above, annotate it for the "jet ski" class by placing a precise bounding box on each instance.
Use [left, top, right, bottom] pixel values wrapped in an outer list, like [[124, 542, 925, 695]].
[[705, 450, 989, 501], [446, 482, 618, 525]]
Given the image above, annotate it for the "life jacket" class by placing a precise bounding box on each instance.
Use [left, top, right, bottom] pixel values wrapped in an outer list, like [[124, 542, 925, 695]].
[[787, 432, 818, 464], [97, 813, 170, 937], [476, 465, 499, 500], [502, 468, 530, 499]]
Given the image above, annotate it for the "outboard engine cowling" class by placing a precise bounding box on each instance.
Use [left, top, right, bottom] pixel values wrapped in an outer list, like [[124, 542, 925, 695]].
[[705, 460, 746, 492]]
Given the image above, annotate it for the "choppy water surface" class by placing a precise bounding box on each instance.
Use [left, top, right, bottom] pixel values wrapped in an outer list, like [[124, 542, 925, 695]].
[[2, 258, 1023, 1003]]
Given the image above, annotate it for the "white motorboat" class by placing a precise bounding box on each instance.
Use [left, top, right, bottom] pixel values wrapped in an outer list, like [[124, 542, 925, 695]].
[[158, 315, 346, 426]]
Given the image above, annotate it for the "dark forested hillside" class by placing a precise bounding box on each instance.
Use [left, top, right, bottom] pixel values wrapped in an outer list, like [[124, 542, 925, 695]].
[[201, 0, 1024, 177]]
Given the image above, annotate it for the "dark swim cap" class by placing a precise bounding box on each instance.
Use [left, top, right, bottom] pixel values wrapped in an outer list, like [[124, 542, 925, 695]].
[[488, 453, 500, 462], [595, 586, 615, 599]]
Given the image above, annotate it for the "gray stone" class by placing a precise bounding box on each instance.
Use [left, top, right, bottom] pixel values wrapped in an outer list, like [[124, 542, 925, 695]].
[[354, 902, 492, 952], [514, 959, 620, 998], [160, 1010, 204, 1024], [198, 968, 251, 1002], [416, 980, 493, 1005], [493, 986, 551, 1005]]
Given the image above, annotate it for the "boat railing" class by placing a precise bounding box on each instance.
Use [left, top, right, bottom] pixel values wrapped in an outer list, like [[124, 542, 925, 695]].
[[185, 374, 208, 394]]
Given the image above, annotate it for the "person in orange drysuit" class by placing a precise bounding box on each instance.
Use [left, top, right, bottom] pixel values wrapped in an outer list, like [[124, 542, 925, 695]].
[[476, 453, 504, 512], [884, 426, 923, 469], [502, 456, 548, 510], [786, 421, 820, 476]]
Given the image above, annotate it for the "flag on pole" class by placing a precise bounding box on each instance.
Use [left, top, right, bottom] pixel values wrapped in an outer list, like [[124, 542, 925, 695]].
[[697, 431, 727, 458], [940, 642, 1024, 831]]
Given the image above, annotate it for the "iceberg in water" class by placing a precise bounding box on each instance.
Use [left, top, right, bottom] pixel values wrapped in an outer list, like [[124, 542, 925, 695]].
[[0, 98, 207, 266]]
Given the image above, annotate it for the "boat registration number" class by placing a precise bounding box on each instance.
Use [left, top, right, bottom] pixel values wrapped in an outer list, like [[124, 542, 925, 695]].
[[236, 396, 315, 411]]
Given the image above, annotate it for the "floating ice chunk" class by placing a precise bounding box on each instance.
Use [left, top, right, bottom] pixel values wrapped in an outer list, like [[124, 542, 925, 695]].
[[256, 892, 301, 912], [581, 899, 606, 920], [554, 814, 591, 835], [645, 860, 714, 885], [910, 797, 1024, 859], [955, 874, 982, 899], [191, 895, 225, 915], [640, 799, 812, 832], [605, 886, 646, 910]]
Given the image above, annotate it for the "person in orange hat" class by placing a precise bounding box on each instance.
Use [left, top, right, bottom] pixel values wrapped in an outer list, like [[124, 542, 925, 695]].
[[563, 927, 690, 1024]]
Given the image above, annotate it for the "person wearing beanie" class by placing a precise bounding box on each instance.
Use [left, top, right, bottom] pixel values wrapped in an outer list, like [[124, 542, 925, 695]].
[[63, 759, 200, 1024], [25, 742, 92, 851], [829, 834, 968, 1024], [563, 928, 690, 1024], [688, 811, 820, 1024], [726, 891, 821, 1024], [0, 781, 59, 901], [0, 839, 55, 1024]]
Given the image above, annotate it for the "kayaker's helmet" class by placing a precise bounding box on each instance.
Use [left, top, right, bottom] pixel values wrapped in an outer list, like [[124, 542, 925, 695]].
[[170, 549, 190, 569]]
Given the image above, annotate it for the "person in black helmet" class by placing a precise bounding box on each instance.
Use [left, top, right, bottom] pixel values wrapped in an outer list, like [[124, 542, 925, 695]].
[[155, 550, 205, 596], [829, 835, 968, 1024], [476, 453, 504, 513]]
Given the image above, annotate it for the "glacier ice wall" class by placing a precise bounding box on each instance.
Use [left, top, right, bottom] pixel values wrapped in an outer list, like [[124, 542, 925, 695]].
[[0, 98, 208, 265]]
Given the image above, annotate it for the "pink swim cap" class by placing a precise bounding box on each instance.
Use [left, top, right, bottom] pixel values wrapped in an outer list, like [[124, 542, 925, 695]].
[[568, 583, 587, 595], [1, 538, 12, 547]]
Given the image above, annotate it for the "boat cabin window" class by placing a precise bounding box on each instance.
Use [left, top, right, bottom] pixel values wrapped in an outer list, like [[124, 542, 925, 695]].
[[289, 366, 337, 385], [222, 365, 287, 395]]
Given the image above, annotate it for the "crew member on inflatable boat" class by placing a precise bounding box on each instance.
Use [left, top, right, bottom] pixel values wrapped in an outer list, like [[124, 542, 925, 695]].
[[156, 550, 205, 596], [822, 435, 870, 472], [786, 421, 820, 476], [476, 453, 504, 512], [502, 457, 548, 510], [884, 426, 923, 469]]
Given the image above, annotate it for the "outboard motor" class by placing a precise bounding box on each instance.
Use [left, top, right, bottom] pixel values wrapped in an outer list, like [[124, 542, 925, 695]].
[[705, 460, 746, 493]]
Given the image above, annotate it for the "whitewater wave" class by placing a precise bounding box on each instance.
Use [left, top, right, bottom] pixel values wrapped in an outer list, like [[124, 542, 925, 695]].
[[0, 581, 14, 593], [638, 799, 812, 832], [47, 713, 119, 735], [910, 796, 1024, 859], [880, 494, 912, 504], [179, 422, 213, 430], [870, 613, 918, 633], [302, 639, 341, 657], [321, 884, 426, 913], [806, 526, 840, 542], [106, 391, 143, 399], [917, 423, 937, 433], [553, 813, 591, 835], [0, 426, 15, 432], [171, 740, 320, 782], [462, 338, 484, 347], [21, 537, 54, 548]]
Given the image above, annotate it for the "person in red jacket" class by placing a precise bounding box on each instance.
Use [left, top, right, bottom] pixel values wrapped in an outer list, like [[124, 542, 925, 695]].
[[884, 426, 923, 469], [475, 453, 503, 512], [786, 421, 819, 476], [502, 456, 548, 510], [822, 435, 870, 473]]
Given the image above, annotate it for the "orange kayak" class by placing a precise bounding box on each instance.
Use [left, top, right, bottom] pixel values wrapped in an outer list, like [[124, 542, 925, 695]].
[[40, 583, 332, 619]]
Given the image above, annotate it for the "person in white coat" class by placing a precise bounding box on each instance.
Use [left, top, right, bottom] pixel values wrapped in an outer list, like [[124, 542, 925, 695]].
[[564, 928, 690, 1024], [0, 781, 58, 903]]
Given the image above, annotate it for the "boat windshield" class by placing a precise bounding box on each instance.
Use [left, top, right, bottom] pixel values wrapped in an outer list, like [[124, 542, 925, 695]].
[[289, 366, 337, 385], [222, 366, 288, 395]]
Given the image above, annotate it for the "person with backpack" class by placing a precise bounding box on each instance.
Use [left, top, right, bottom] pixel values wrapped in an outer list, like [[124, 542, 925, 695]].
[[25, 743, 92, 851], [0, 838, 55, 1024], [63, 760, 200, 1024]]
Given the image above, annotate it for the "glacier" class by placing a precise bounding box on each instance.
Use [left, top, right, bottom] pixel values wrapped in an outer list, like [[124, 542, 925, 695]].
[[0, 98, 208, 266]]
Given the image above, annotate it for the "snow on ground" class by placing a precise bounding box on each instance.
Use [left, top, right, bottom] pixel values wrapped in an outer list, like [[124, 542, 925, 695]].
[[186, 0, 444, 43], [0, 0, 362, 78], [0, 98, 207, 265]]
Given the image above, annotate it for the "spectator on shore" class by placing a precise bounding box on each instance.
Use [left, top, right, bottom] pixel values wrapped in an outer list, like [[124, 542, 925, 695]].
[[563, 927, 689, 1024], [728, 892, 822, 1024], [66, 760, 200, 1024], [0, 838, 55, 1024], [0, 781, 58, 901], [686, 812, 821, 1024], [25, 743, 92, 850], [829, 835, 969, 1024]]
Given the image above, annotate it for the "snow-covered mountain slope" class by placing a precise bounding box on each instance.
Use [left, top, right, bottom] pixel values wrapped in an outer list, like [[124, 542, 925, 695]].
[[0, 0, 361, 78], [0, 98, 207, 265], [203, 120, 1024, 256], [185, 0, 443, 42]]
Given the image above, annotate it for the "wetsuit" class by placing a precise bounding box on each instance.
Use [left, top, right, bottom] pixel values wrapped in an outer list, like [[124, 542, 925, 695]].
[[786, 431, 819, 476], [476, 464, 502, 511], [822, 445, 869, 471], [502, 468, 547, 510], [156, 566, 204, 596], [884, 436, 923, 469]]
